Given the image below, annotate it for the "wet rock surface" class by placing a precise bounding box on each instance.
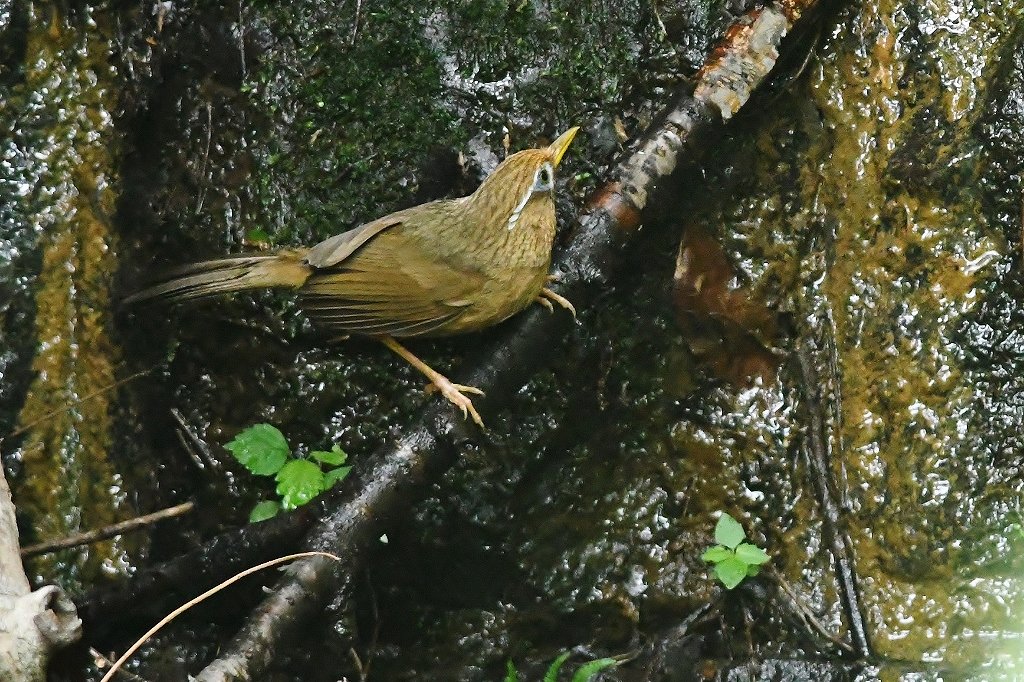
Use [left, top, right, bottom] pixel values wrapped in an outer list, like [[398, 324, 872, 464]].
[[1, 0, 1023, 679]]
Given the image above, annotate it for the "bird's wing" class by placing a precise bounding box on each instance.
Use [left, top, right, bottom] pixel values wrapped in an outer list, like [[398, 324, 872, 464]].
[[303, 214, 405, 269], [300, 225, 483, 338]]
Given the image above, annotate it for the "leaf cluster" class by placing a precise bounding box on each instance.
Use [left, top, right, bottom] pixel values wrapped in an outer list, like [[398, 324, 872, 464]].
[[505, 651, 619, 682], [224, 424, 352, 522], [701, 512, 770, 589]]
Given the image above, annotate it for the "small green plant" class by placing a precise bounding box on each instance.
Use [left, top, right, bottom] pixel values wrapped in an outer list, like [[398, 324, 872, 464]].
[[701, 512, 770, 589], [224, 423, 352, 522], [243, 226, 272, 246], [504, 651, 618, 682]]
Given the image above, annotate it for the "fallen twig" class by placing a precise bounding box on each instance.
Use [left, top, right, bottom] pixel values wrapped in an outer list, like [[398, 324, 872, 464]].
[[171, 408, 218, 470], [100, 551, 341, 682], [768, 564, 854, 654], [20, 501, 194, 558], [77, 498, 318, 641], [0, 367, 154, 447], [89, 648, 149, 682], [795, 341, 872, 656]]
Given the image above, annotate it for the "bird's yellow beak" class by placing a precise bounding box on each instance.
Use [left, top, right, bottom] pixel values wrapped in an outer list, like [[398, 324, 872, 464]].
[[548, 127, 580, 167]]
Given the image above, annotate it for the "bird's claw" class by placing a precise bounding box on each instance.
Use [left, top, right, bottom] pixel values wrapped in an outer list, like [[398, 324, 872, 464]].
[[538, 287, 576, 318], [425, 379, 485, 427], [424, 382, 485, 397], [378, 336, 486, 427], [535, 296, 554, 313]]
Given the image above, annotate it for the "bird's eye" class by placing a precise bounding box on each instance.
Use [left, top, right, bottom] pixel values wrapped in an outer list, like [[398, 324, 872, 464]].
[[534, 163, 554, 191]]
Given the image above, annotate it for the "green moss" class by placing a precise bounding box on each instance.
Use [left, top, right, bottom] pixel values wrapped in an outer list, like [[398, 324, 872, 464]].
[[4, 4, 129, 587], [242, 0, 684, 250], [682, 0, 1024, 665]]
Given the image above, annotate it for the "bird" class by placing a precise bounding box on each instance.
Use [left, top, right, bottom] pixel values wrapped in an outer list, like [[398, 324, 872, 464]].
[[125, 128, 580, 427]]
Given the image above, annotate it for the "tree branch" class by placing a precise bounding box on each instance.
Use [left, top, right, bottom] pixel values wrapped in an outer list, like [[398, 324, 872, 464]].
[[191, 2, 825, 679]]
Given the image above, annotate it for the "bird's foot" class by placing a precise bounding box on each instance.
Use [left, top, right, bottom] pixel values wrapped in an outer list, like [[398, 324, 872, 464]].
[[425, 378, 485, 427], [378, 335, 486, 427], [536, 287, 576, 318]]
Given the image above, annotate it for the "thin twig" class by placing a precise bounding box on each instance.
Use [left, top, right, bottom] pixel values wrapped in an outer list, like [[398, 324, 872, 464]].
[[171, 408, 217, 470], [1, 367, 154, 446], [350, 0, 363, 44], [348, 648, 365, 680], [100, 551, 341, 682], [21, 502, 195, 558], [796, 342, 871, 656], [238, 0, 247, 81], [89, 648, 150, 682], [768, 565, 854, 653], [195, 101, 213, 216]]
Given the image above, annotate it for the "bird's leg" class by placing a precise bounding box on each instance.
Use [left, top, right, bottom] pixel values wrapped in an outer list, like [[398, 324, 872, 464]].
[[377, 336, 485, 427], [535, 287, 576, 318]]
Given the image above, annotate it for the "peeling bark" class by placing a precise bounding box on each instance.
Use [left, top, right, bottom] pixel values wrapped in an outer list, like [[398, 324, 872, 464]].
[[0, 458, 82, 680]]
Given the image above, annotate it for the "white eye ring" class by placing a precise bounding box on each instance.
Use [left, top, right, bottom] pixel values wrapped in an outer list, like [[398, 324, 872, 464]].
[[508, 162, 557, 230], [533, 162, 555, 192]]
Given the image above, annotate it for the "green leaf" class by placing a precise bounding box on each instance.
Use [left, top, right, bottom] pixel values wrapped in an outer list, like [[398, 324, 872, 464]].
[[225, 424, 290, 476], [701, 545, 733, 563], [746, 564, 761, 577], [322, 466, 352, 491], [735, 542, 770, 565], [310, 443, 347, 466], [714, 556, 749, 589], [275, 459, 325, 510], [714, 513, 745, 549], [543, 652, 573, 682], [504, 659, 518, 682], [248, 500, 281, 523], [571, 658, 618, 682]]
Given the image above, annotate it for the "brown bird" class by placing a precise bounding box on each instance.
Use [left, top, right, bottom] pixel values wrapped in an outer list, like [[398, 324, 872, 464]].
[[126, 128, 579, 426]]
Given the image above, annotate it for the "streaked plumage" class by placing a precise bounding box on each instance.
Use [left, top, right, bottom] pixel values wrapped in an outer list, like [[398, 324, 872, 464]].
[[126, 128, 579, 426]]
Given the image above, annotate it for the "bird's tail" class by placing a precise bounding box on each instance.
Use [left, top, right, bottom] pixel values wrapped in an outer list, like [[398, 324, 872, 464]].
[[123, 250, 312, 305]]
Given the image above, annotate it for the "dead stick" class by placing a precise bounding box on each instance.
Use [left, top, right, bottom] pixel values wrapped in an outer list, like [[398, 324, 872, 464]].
[[1, 367, 154, 446], [77, 499, 319, 641], [796, 342, 872, 656], [100, 552, 341, 682], [21, 502, 194, 558], [89, 649, 149, 682], [768, 565, 854, 653]]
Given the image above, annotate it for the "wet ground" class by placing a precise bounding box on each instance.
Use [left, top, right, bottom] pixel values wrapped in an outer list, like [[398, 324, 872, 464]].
[[2, 0, 1024, 680]]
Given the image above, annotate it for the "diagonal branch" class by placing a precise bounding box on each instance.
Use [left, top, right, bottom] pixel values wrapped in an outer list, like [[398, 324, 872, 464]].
[[189, 2, 827, 678]]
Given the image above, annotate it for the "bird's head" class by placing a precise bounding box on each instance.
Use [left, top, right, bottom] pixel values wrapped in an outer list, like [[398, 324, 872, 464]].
[[468, 127, 579, 231]]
